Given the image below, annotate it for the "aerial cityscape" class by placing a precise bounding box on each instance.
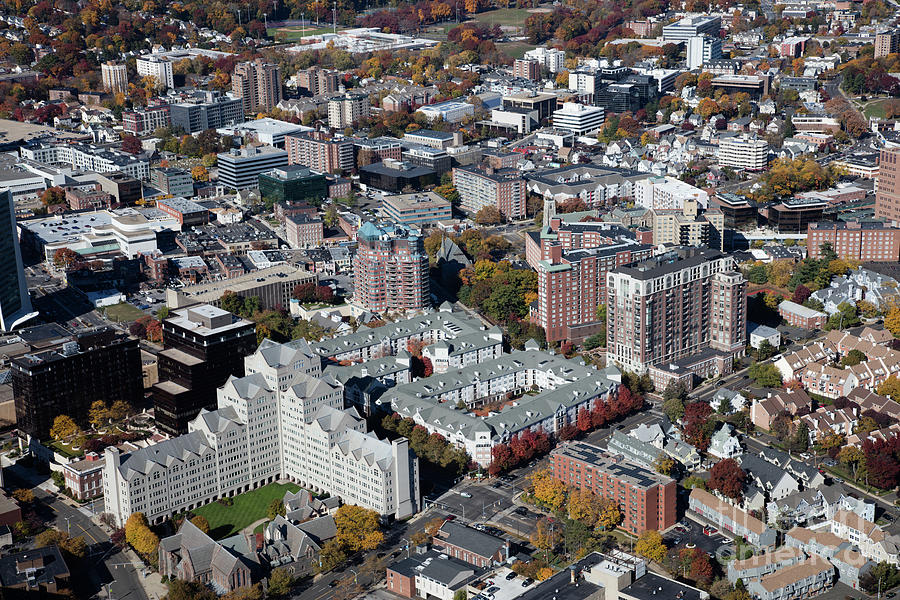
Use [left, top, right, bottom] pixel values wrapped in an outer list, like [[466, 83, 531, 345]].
[[3, 0, 900, 599]]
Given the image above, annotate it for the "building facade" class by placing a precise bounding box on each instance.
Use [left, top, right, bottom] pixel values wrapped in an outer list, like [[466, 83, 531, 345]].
[[606, 248, 746, 374], [232, 61, 282, 114], [0, 190, 36, 331], [136, 55, 174, 89], [718, 136, 769, 170], [123, 105, 171, 136], [550, 441, 677, 535], [452, 166, 526, 219], [285, 131, 354, 173], [807, 221, 900, 262], [217, 146, 289, 190], [354, 222, 430, 313], [328, 93, 369, 128], [101, 61, 128, 94]]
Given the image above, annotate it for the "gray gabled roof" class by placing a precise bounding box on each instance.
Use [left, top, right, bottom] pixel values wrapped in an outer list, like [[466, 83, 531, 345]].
[[117, 431, 212, 479]]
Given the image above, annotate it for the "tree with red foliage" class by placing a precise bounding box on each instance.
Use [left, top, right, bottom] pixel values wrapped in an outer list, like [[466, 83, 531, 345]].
[[121, 134, 142, 154], [708, 458, 747, 501], [591, 398, 610, 428], [792, 284, 812, 305], [576, 408, 591, 433], [861, 435, 900, 490], [315, 285, 335, 304], [558, 424, 579, 441], [689, 550, 714, 585], [532, 429, 551, 455], [783, 378, 803, 391], [683, 402, 714, 451], [407, 339, 425, 357], [557, 198, 589, 214], [511, 432, 535, 464], [560, 341, 574, 357], [422, 356, 434, 377], [489, 443, 513, 476], [292, 282, 316, 302], [145, 319, 162, 343]]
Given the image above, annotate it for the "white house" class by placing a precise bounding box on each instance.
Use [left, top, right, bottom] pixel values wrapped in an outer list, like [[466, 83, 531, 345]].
[[708, 423, 742, 459]]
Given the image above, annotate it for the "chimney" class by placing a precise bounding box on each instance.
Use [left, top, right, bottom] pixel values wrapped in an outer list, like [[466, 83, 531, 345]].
[[550, 244, 562, 264]]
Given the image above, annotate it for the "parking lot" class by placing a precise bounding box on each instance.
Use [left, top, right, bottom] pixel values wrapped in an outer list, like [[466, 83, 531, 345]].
[[663, 516, 735, 562], [470, 567, 537, 600]]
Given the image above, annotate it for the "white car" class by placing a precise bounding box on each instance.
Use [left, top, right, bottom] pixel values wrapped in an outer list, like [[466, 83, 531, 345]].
[[459, 492, 472, 498]]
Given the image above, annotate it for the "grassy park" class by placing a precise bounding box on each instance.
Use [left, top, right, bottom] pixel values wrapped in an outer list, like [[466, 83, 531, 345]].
[[192, 482, 301, 539], [101, 302, 145, 323]]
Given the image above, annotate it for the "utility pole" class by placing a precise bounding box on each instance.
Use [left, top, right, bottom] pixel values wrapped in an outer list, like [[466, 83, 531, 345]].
[[332, 1, 337, 34]]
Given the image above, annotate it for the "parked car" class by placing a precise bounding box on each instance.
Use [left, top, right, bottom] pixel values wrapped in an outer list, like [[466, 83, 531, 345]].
[[460, 492, 472, 498], [505, 572, 517, 580], [522, 578, 534, 587]]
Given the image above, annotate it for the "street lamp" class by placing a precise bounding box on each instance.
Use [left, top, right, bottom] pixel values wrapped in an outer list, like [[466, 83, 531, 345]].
[[348, 568, 359, 585], [64, 517, 70, 536]]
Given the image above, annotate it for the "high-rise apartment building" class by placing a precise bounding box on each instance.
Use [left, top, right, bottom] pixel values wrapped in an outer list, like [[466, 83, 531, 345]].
[[513, 59, 541, 81], [452, 166, 526, 220], [606, 248, 746, 374], [295, 66, 340, 96], [0, 190, 36, 332], [550, 441, 677, 535], [285, 131, 354, 173], [105, 339, 419, 527], [686, 35, 722, 69], [152, 305, 257, 436], [651, 201, 727, 250], [661, 15, 721, 41], [877, 146, 900, 223], [523, 46, 566, 73], [718, 135, 769, 170], [807, 221, 900, 262], [232, 61, 283, 114], [530, 217, 653, 343], [354, 222, 430, 313], [328, 93, 370, 128], [636, 176, 709, 210], [12, 327, 142, 440], [101, 61, 128, 94], [875, 30, 900, 58], [136, 55, 174, 89]]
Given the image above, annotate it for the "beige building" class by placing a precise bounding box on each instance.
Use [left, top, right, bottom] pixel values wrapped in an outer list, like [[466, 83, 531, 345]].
[[101, 62, 127, 94], [718, 135, 769, 170], [328, 93, 369, 128], [651, 200, 726, 250], [875, 30, 900, 58]]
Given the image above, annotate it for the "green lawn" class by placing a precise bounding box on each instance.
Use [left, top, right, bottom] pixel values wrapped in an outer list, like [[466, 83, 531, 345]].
[[193, 482, 301, 539], [498, 41, 537, 59], [471, 7, 535, 26], [102, 303, 145, 323], [861, 97, 897, 119], [268, 26, 343, 41]]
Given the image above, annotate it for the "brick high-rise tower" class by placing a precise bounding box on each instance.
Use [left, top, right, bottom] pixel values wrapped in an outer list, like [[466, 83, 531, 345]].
[[232, 61, 282, 115], [877, 146, 900, 224]]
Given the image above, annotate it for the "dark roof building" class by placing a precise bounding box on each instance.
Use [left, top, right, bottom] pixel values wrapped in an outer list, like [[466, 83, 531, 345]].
[[0, 546, 70, 594]]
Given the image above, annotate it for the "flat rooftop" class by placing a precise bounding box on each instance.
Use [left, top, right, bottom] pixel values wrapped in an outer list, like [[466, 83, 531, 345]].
[[619, 572, 704, 600]]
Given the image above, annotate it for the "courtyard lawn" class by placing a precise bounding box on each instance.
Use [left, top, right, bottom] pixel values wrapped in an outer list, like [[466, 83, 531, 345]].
[[102, 303, 145, 323], [192, 482, 301, 539], [498, 41, 537, 59], [471, 7, 536, 26], [862, 98, 894, 119]]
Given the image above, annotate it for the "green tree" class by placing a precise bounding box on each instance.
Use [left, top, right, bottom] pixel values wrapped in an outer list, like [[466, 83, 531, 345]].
[[475, 206, 502, 224], [662, 382, 688, 421], [841, 349, 867, 367], [267, 567, 294, 597], [748, 362, 782, 387], [267, 499, 286, 520]]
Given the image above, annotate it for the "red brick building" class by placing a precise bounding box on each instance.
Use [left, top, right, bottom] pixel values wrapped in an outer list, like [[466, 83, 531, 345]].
[[452, 166, 526, 220], [62, 453, 104, 500], [513, 59, 541, 81], [65, 184, 114, 211], [779, 300, 827, 330], [432, 521, 509, 568], [807, 221, 900, 262], [550, 441, 677, 535], [285, 215, 324, 249]]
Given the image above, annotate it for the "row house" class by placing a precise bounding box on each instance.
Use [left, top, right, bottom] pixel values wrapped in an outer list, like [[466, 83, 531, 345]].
[[830, 510, 900, 565], [773, 341, 837, 382], [746, 556, 834, 600], [798, 406, 858, 443], [688, 488, 777, 548]]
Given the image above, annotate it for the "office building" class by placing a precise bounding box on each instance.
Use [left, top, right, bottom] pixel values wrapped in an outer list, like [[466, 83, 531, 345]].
[[123, 105, 171, 136], [595, 76, 657, 113], [569, 71, 600, 97], [550, 441, 676, 535], [875, 29, 900, 58], [156, 197, 209, 227], [764, 196, 827, 233], [401, 145, 451, 175], [607, 248, 746, 374], [11, 327, 142, 440], [354, 136, 403, 166], [452, 166, 526, 220], [295, 66, 339, 95], [381, 191, 452, 226], [552, 102, 606, 135], [524, 46, 566, 72], [636, 176, 709, 210], [502, 92, 558, 122], [710, 74, 770, 99], [152, 305, 257, 436], [328, 93, 369, 128], [232, 61, 282, 114], [710, 192, 757, 230], [662, 15, 721, 41], [169, 92, 244, 134], [718, 135, 769, 170], [402, 130, 460, 150], [0, 190, 36, 332], [807, 221, 900, 262], [105, 340, 420, 527], [0, 547, 71, 594], [151, 168, 194, 198], [166, 264, 315, 310], [217, 146, 288, 190], [877, 146, 900, 223], [354, 222, 429, 313], [258, 165, 328, 205], [687, 35, 722, 69], [101, 61, 128, 94], [531, 219, 653, 343], [62, 454, 105, 500], [359, 159, 437, 193], [416, 101, 474, 124], [285, 214, 324, 249], [136, 55, 174, 89], [285, 131, 354, 173], [513, 59, 541, 81]]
